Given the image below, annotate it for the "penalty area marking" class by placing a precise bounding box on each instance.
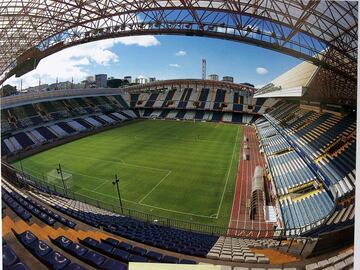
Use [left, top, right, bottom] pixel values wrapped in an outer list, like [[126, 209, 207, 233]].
[[20, 159, 171, 196], [53, 151, 169, 173], [138, 170, 172, 204], [80, 188, 139, 204], [81, 188, 216, 219], [19, 160, 218, 219]]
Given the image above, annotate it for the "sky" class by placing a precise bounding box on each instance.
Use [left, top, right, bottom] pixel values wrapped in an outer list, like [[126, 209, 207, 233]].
[[4, 35, 301, 89]]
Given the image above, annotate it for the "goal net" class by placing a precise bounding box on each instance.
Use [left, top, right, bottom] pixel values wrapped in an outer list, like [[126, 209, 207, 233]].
[[46, 169, 73, 189]]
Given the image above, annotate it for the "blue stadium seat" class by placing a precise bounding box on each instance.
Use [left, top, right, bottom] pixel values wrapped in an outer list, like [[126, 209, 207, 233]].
[[6, 262, 30, 270], [162, 255, 179, 264], [111, 248, 130, 262], [42, 251, 71, 270], [3, 244, 19, 267], [146, 251, 163, 261], [63, 263, 87, 270], [81, 250, 106, 267]]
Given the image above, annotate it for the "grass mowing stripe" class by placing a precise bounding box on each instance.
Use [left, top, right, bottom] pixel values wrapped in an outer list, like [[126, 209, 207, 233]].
[[22, 159, 107, 183], [42, 151, 171, 173], [81, 188, 139, 204], [13, 120, 242, 227], [83, 184, 216, 218]]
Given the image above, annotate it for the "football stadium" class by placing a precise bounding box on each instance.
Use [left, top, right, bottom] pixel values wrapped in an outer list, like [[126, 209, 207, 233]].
[[0, 1, 357, 270]]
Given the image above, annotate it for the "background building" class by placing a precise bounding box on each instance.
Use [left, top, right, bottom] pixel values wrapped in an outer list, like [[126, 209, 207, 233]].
[[95, 74, 107, 88], [222, 76, 234, 83], [124, 76, 132, 83], [135, 77, 148, 84], [208, 74, 219, 81]]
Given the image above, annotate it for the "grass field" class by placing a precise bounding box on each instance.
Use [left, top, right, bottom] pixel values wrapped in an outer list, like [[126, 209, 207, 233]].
[[13, 120, 242, 227]]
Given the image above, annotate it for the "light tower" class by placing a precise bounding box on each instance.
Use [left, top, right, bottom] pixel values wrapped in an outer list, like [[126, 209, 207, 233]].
[[202, 59, 206, 80]]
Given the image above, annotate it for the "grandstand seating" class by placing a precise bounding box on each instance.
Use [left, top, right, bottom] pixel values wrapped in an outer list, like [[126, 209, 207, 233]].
[[35, 127, 57, 140], [261, 102, 356, 197], [177, 88, 192, 108], [21, 183, 216, 257], [2, 109, 137, 156], [3, 239, 30, 270], [1, 89, 272, 153], [13, 230, 88, 270], [56, 122, 77, 134], [207, 237, 274, 263], [255, 102, 356, 236], [279, 190, 334, 234], [2, 180, 76, 228], [1, 87, 356, 269], [305, 248, 353, 270], [144, 93, 159, 108], [267, 150, 317, 195]]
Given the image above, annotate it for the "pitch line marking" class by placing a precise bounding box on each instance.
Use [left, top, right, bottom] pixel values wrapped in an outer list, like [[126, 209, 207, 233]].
[[47, 151, 170, 173], [138, 202, 216, 219], [23, 159, 173, 197], [19, 162, 216, 219], [81, 188, 139, 204], [82, 188, 215, 218], [138, 170, 172, 204], [21, 160, 110, 183], [215, 125, 240, 219], [17, 158, 219, 219], [93, 179, 110, 191]]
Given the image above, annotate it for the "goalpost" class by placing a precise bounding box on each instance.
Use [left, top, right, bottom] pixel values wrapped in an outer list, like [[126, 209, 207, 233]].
[[46, 169, 73, 189]]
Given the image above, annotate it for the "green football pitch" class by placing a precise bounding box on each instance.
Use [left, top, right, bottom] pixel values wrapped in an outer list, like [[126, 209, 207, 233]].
[[13, 120, 242, 227]]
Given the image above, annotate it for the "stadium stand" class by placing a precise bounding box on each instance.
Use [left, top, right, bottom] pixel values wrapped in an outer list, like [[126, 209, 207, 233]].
[[259, 102, 356, 198], [3, 239, 30, 270], [1, 80, 355, 269]]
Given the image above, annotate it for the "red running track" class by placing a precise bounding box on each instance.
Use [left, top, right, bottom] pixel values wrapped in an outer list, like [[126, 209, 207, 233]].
[[227, 125, 276, 238]]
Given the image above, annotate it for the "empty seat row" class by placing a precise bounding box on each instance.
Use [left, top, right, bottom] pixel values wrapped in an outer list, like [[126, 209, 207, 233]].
[[280, 190, 334, 235], [25, 186, 218, 257], [79, 236, 196, 264], [13, 230, 87, 270], [3, 239, 29, 270], [2, 180, 75, 228], [2, 111, 137, 155], [305, 248, 353, 270], [267, 150, 317, 195]]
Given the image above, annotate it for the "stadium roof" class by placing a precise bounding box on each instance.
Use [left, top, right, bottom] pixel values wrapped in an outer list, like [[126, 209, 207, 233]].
[[255, 60, 318, 98], [0, 0, 357, 94]]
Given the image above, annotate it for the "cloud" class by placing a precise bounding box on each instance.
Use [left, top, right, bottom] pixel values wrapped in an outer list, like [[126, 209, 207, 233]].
[[169, 64, 181, 68], [115, 36, 160, 47], [256, 67, 268, 75], [3, 36, 160, 88], [175, 50, 187, 56]]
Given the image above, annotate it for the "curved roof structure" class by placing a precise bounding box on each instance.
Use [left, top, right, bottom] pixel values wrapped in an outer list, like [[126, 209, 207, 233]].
[[0, 0, 357, 89], [255, 60, 318, 98]]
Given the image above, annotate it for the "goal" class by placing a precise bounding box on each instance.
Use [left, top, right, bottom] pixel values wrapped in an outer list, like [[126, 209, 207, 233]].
[[46, 169, 73, 189]]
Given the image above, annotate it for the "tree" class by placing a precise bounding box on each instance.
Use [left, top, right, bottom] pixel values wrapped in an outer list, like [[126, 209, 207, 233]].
[[1, 84, 17, 97], [107, 79, 127, 88]]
